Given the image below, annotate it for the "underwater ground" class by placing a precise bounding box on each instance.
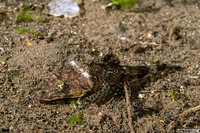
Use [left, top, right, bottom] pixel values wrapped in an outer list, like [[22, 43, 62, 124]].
[[0, 0, 200, 132]]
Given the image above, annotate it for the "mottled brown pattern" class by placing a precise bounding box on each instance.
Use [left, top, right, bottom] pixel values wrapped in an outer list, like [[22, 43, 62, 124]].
[[82, 62, 149, 105], [37, 62, 149, 105], [37, 64, 93, 101]]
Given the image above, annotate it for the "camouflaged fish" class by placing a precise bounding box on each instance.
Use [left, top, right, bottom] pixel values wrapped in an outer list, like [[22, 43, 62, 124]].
[[37, 60, 150, 105]]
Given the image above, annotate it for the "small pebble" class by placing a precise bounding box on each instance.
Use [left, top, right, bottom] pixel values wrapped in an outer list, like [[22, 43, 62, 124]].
[[120, 37, 126, 40], [70, 61, 76, 66], [147, 33, 152, 39], [0, 48, 4, 52], [138, 94, 143, 98], [99, 53, 103, 56]]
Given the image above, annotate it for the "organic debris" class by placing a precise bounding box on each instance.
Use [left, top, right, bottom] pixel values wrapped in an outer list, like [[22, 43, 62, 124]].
[[68, 112, 84, 126], [15, 29, 36, 34], [48, 0, 81, 18], [106, 0, 138, 9], [7, 70, 20, 78], [69, 99, 78, 110], [68, 100, 84, 126], [169, 20, 176, 41], [0, 81, 4, 84], [170, 91, 176, 102], [179, 104, 200, 120], [15, 8, 39, 23], [124, 82, 134, 133]]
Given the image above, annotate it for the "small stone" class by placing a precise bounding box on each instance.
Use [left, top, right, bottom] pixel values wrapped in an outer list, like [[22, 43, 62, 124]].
[[101, 5, 106, 10], [9, 126, 14, 132], [120, 37, 126, 40], [138, 94, 144, 98], [147, 33, 152, 39]]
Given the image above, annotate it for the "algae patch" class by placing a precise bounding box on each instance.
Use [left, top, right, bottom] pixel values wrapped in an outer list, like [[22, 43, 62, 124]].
[[15, 8, 40, 23], [14, 29, 36, 34]]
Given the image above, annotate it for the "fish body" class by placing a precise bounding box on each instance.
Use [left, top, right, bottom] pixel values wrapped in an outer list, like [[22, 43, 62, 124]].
[[37, 61, 149, 105]]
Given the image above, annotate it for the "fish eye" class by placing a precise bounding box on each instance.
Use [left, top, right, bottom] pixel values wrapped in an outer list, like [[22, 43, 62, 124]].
[[58, 81, 70, 92]]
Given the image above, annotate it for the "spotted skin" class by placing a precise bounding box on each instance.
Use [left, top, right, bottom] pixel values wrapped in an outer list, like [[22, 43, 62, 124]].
[[81, 82, 113, 105], [84, 63, 150, 104], [37, 62, 150, 106]]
